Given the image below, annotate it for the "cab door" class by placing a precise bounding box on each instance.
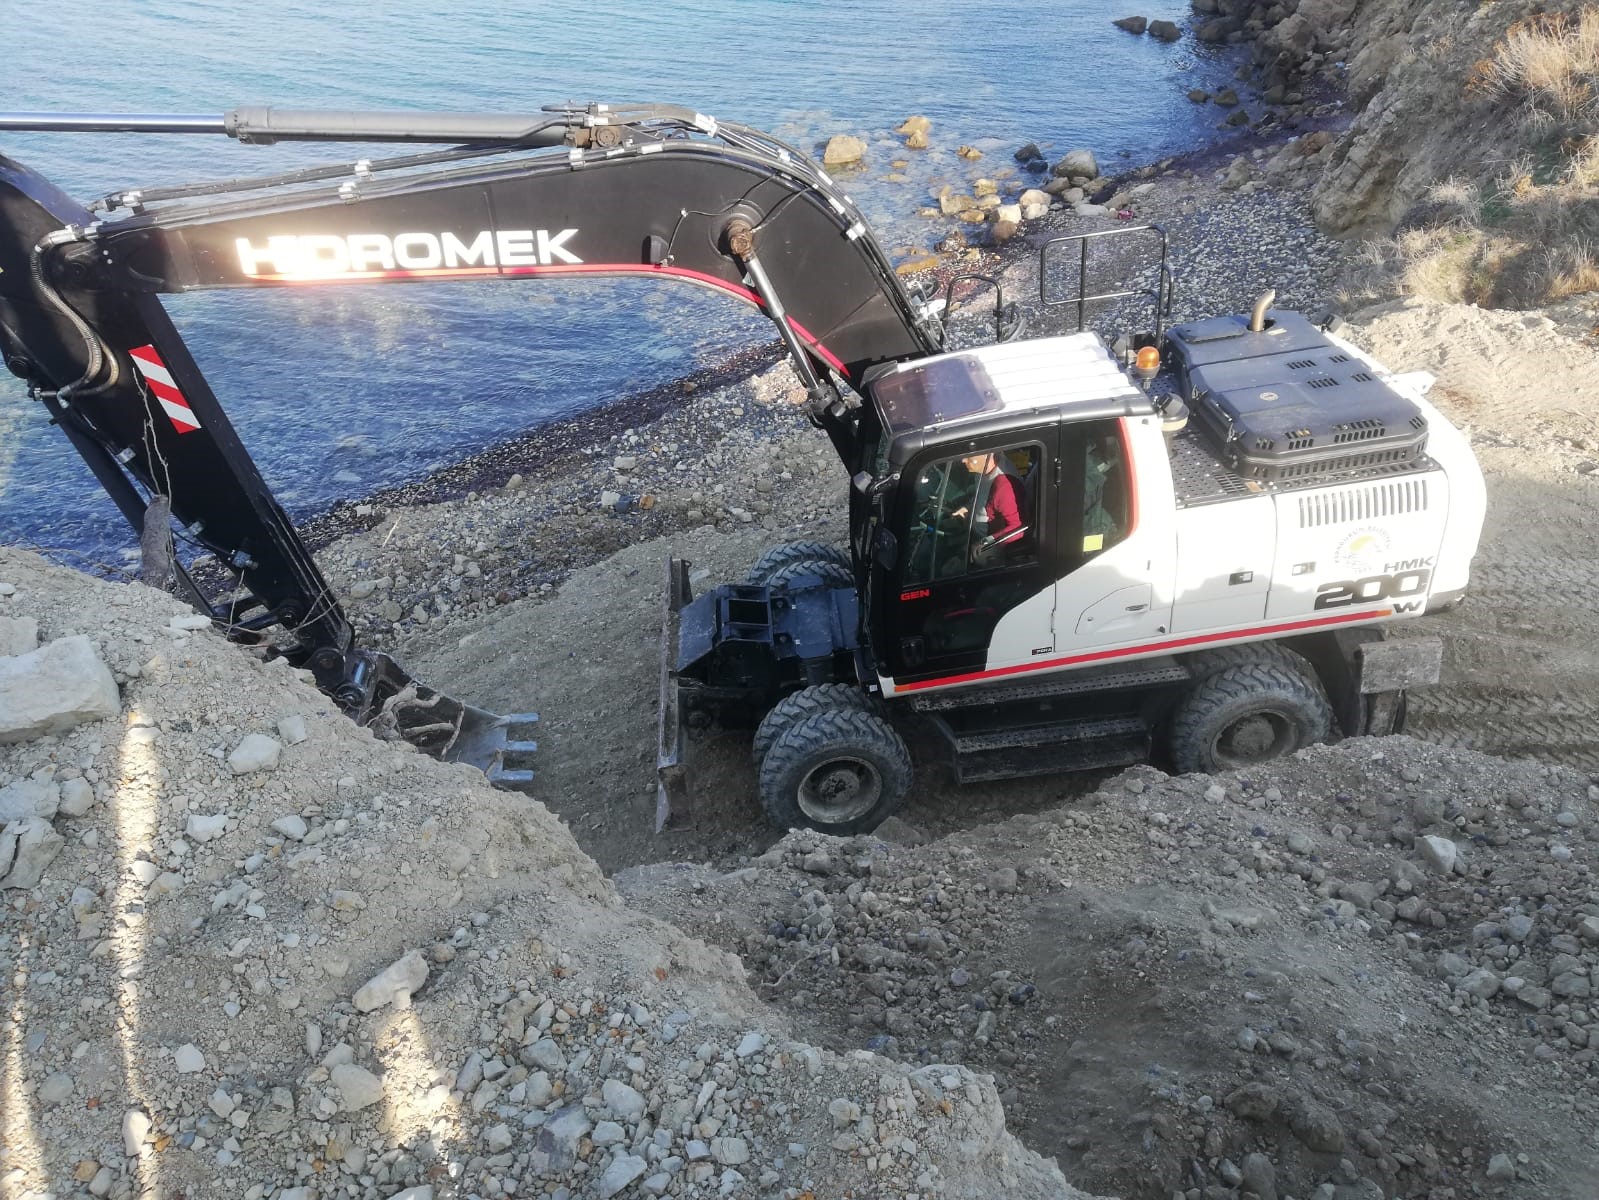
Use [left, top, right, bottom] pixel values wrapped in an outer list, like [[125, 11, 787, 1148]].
[[1049, 415, 1177, 653], [884, 426, 1061, 684]]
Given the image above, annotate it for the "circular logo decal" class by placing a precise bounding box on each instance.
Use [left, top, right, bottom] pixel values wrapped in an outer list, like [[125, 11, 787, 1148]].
[[1334, 526, 1391, 572]]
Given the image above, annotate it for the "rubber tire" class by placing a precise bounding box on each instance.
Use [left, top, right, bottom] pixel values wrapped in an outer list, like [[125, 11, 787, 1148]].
[[759, 709, 912, 835], [752, 683, 886, 765], [762, 558, 853, 590], [1168, 662, 1334, 775], [746, 541, 851, 585], [1180, 640, 1315, 684]]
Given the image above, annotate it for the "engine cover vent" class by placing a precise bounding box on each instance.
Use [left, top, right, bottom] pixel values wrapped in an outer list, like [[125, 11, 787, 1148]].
[[1297, 478, 1430, 527], [1166, 311, 1429, 482]]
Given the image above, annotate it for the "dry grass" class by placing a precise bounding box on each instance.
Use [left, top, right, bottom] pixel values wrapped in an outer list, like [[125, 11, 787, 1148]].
[[1349, 9, 1599, 310], [1472, 9, 1599, 130]]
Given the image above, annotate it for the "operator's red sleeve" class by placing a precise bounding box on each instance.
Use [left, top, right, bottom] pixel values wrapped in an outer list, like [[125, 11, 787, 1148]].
[[985, 474, 1024, 541]]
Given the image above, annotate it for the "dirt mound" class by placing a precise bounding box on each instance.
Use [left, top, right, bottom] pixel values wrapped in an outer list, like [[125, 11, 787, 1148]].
[[1342, 298, 1599, 772], [0, 546, 1088, 1200], [622, 739, 1599, 1200]]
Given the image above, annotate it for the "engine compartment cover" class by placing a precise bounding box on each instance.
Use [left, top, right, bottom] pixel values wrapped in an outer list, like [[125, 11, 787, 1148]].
[[1167, 310, 1428, 482]]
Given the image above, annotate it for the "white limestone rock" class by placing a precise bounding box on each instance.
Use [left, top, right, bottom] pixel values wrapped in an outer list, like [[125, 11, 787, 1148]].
[[0, 635, 120, 743]]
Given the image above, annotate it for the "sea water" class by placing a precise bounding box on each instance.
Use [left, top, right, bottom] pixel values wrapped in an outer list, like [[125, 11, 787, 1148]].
[[0, 0, 1243, 561]]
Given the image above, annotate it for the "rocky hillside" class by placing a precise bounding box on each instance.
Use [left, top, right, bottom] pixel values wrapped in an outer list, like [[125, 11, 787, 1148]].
[[0, 548, 1085, 1200]]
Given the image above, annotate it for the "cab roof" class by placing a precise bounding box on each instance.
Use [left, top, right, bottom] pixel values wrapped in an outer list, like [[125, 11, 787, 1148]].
[[869, 332, 1149, 442]]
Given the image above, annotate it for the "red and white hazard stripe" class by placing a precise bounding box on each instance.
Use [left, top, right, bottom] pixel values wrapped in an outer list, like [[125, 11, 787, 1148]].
[[127, 344, 201, 434]]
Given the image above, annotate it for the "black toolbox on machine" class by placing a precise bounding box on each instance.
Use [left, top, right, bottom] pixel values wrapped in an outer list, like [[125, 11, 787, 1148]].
[[1165, 310, 1428, 482]]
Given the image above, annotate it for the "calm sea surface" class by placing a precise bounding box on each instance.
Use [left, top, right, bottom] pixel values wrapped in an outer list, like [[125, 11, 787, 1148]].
[[0, 0, 1242, 562]]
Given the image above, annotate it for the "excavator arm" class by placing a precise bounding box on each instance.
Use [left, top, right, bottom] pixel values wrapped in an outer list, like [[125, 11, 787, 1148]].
[[0, 103, 944, 771]]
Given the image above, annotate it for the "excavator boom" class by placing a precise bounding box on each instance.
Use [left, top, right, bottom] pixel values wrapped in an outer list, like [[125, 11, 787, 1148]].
[[0, 103, 944, 772]]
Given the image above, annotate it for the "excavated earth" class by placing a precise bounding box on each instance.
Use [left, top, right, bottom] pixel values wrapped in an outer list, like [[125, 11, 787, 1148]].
[[0, 549, 1082, 1200]]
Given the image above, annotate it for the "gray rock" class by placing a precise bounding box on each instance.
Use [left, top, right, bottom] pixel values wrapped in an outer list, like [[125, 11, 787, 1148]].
[[456, 1051, 484, 1094], [277, 714, 309, 745], [523, 1038, 566, 1074], [987, 867, 1018, 893], [270, 813, 308, 841], [873, 816, 929, 846], [1113, 16, 1147, 35], [592, 1121, 626, 1147], [331, 1063, 383, 1111], [534, 1106, 592, 1173], [390, 1189, 433, 1200], [186, 812, 228, 843], [1418, 835, 1457, 874], [735, 1031, 765, 1057], [173, 1044, 206, 1074], [599, 1152, 648, 1199], [58, 778, 95, 817], [712, 1137, 749, 1165], [524, 1070, 554, 1106], [1486, 1153, 1516, 1181], [1052, 149, 1099, 180], [352, 950, 429, 1012], [1290, 1100, 1344, 1152], [229, 733, 282, 775], [1147, 18, 1181, 40], [1460, 968, 1501, 999], [484, 1123, 514, 1152], [0, 778, 59, 823], [1506, 914, 1535, 942], [604, 1077, 647, 1121], [0, 616, 39, 656], [0, 817, 65, 889], [642, 1175, 671, 1196], [38, 1071, 73, 1104], [1241, 1151, 1278, 1200], [1225, 1083, 1279, 1121], [0, 635, 121, 744]]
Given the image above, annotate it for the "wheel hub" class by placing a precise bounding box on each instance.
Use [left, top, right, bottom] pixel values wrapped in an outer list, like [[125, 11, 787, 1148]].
[[797, 756, 881, 824], [1213, 710, 1293, 767]]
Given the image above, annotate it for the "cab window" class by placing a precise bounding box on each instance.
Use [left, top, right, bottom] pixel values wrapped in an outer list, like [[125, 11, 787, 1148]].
[[902, 443, 1042, 586], [1077, 422, 1131, 561]]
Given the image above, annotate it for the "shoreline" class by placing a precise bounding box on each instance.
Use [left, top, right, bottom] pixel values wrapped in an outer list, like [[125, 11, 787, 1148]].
[[302, 98, 1351, 559]]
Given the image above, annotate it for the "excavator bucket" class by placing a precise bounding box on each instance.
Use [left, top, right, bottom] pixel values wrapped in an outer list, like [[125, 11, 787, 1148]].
[[358, 651, 539, 788], [656, 558, 695, 830]]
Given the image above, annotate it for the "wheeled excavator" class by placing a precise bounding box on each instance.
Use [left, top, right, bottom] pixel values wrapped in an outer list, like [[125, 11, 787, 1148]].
[[0, 103, 1486, 834]]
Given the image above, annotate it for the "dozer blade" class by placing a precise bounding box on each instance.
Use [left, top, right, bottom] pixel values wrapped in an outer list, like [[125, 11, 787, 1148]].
[[656, 557, 694, 830], [357, 651, 538, 789]]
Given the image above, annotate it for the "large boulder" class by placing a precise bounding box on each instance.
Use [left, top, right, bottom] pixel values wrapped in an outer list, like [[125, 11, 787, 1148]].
[[1113, 16, 1148, 34], [822, 135, 866, 167], [1052, 149, 1100, 181], [1148, 18, 1181, 41], [0, 635, 120, 744]]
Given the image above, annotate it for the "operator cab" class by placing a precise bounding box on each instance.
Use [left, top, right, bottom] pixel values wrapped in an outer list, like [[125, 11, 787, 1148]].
[[856, 334, 1154, 688]]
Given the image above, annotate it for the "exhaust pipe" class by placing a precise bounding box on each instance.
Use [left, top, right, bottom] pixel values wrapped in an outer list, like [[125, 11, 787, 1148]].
[[1248, 289, 1276, 333]]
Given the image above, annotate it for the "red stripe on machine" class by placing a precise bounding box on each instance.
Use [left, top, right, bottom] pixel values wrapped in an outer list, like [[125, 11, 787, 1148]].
[[128, 345, 201, 433], [892, 608, 1394, 693]]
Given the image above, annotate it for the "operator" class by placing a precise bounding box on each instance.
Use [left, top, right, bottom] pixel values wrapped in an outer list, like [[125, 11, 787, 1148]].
[[952, 452, 1028, 564]]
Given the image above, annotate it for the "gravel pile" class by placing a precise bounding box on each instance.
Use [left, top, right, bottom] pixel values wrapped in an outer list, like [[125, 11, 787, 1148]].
[[0, 546, 1089, 1200], [621, 740, 1599, 1199]]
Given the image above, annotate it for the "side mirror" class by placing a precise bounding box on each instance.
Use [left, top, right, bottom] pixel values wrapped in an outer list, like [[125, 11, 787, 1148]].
[[872, 525, 898, 571]]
